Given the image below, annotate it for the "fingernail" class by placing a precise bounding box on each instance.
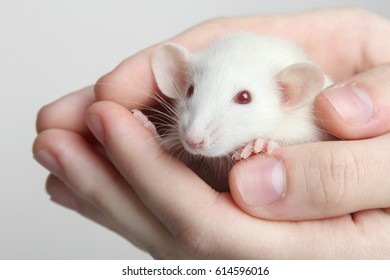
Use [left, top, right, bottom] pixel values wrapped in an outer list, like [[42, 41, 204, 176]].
[[34, 150, 63, 178], [236, 156, 285, 207], [323, 85, 374, 125], [50, 188, 79, 211], [86, 114, 105, 145]]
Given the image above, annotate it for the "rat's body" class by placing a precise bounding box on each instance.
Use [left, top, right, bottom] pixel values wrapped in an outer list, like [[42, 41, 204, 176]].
[[134, 33, 331, 188]]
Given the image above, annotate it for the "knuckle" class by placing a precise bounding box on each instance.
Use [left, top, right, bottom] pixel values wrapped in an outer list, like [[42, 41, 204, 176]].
[[306, 145, 359, 210]]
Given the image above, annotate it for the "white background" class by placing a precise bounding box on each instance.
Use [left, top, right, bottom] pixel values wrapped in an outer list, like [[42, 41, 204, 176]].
[[1, 0, 389, 259]]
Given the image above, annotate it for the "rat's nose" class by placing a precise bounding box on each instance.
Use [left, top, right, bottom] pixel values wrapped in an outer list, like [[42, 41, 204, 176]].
[[185, 136, 205, 149]]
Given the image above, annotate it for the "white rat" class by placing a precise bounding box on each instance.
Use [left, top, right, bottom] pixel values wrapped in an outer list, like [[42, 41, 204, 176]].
[[133, 32, 332, 188]]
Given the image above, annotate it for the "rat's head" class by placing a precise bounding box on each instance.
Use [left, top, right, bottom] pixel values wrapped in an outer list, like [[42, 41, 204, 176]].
[[152, 39, 325, 157]]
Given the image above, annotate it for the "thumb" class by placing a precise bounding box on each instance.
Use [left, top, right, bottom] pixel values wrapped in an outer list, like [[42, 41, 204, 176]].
[[229, 133, 390, 220], [315, 63, 390, 139]]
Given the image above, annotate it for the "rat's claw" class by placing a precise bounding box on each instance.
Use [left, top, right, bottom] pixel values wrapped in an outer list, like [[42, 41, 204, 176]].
[[131, 109, 160, 138], [131, 109, 148, 123], [232, 139, 279, 161], [265, 140, 279, 154], [232, 151, 241, 161], [232, 149, 248, 161], [241, 141, 254, 159], [254, 138, 279, 154], [254, 138, 265, 153], [233, 139, 263, 161]]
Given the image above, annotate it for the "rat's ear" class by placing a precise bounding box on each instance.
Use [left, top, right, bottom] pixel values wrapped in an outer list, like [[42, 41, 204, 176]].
[[151, 42, 192, 99], [276, 63, 325, 108]]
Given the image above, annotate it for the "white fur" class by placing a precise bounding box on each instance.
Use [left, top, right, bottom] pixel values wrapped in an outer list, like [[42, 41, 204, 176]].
[[152, 32, 332, 158]]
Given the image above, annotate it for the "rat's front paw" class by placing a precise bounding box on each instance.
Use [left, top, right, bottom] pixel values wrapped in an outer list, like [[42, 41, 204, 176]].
[[131, 109, 160, 139], [233, 139, 279, 160]]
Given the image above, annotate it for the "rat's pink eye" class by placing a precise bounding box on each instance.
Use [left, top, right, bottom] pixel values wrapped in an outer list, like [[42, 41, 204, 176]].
[[187, 85, 194, 98], [234, 90, 252, 104]]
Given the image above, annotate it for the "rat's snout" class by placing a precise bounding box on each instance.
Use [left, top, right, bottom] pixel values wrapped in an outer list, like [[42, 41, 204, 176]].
[[182, 123, 226, 156], [181, 118, 218, 155], [185, 134, 205, 149]]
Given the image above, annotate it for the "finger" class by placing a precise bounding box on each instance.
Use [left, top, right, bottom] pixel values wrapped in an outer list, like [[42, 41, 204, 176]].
[[229, 134, 390, 220], [46, 174, 117, 231], [33, 128, 191, 259], [85, 101, 218, 224], [36, 86, 95, 136], [315, 63, 390, 139], [86, 101, 245, 255], [45, 175, 191, 259], [94, 49, 159, 109]]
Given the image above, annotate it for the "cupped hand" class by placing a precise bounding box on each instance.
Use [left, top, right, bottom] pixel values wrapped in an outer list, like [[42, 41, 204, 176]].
[[83, 96, 390, 259], [34, 8, 390, 258]]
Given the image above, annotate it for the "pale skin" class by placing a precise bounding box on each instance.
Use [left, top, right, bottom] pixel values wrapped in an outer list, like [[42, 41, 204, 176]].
[[33, 8, 390, 259]]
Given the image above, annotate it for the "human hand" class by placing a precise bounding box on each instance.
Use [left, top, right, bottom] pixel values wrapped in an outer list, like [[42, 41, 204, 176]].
[[95, 7, 390, 220], [34, 8, 390, 258]]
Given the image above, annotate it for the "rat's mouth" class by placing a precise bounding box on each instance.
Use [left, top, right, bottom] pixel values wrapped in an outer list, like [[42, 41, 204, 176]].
[[182, 140, 227, 158]]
